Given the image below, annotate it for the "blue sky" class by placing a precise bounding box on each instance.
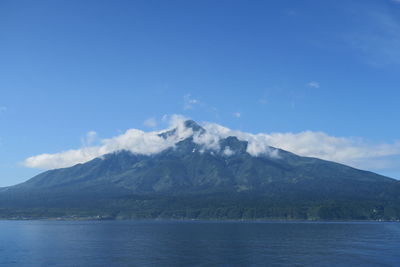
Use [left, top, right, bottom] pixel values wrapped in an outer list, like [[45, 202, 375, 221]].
[[1, 0, 400, 186]]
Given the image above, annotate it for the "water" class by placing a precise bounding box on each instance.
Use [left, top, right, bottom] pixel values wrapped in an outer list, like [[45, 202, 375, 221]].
[[0, 220, 399, 266]]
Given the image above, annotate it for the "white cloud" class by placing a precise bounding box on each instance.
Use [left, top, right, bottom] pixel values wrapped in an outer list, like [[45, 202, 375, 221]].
[[264, 131, 400, 169], [23, 115, 400, 174], [307, 81, 320, 88], [198, 123, 281, 158], [223, 146, 234, 156], [233, 112, 241, 118], [183, 94, 199, 110], [81, 131, 98, 146], [144, 117, 157, 128], [24, 115, 193, 169], [197, 124, 400, 168], [24, 147, 103, 170]]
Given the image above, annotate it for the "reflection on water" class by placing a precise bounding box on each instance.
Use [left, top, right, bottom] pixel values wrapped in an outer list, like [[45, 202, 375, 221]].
[[0, 220, 399, 266]]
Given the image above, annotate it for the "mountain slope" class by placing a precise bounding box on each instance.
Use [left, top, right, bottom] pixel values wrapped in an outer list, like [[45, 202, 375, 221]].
[[1, 120, 399, 220]]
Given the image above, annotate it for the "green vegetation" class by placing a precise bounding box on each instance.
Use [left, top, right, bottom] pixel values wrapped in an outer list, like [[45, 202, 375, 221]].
[[1, 194, 399, 221]]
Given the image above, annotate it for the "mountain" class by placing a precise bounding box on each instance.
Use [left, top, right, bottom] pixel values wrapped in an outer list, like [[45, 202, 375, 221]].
[[1, 120, 400, 220]]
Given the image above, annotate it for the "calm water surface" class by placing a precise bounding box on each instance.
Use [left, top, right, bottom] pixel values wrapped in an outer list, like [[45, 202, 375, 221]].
[[0, 220, 399, 266]]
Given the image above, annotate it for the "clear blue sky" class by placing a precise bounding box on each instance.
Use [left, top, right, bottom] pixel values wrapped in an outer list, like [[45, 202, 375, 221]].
[[1, 0, 400, 186]]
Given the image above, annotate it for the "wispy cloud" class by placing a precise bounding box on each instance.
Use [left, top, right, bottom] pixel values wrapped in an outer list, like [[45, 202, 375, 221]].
[[81, 131, 98, 147], [144, 117, 157, 128], [233, 112, 241, 118], [23, 115, 400, 175], [183, 94, 199, 110], [182, 94, 221, 119], [307, 81, 320, 88], [347, 7, 400, 65]]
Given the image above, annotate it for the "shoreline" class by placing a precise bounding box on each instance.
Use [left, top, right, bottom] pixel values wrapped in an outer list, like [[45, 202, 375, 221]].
[[0, 217, 399, 223]]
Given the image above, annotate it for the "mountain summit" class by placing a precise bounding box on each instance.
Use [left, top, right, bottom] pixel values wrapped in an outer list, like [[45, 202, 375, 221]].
[[1, 120, 400, 220]]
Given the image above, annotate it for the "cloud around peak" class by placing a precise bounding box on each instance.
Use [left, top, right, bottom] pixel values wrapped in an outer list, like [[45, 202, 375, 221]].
[[23, 115, 400, 175], [24, 116, 193, 169]]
